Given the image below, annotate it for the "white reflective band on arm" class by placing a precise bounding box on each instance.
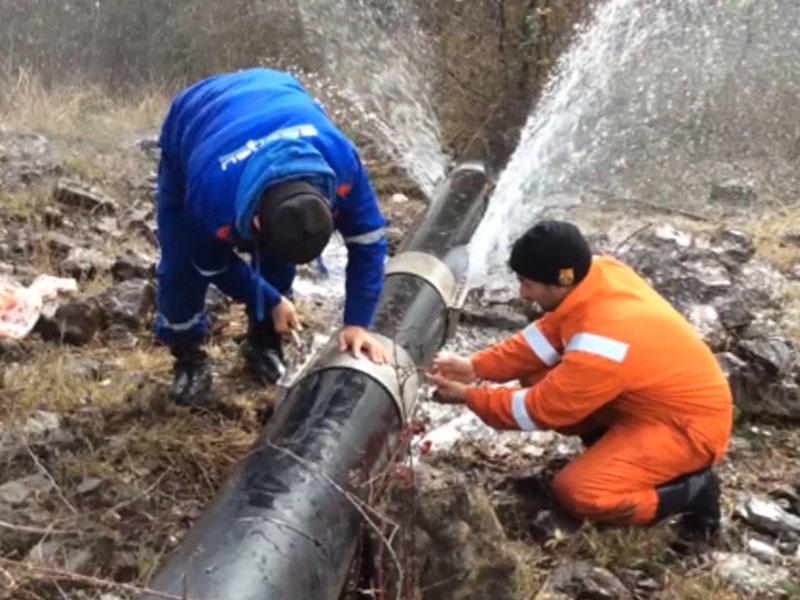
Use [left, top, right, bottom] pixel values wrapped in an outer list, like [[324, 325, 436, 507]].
[[191, 261, 228, 277], [566, 332, 629, 362], [511, 388, 537, 431], [522, 323, 561, 366], [159, 311, 204, 332], [344, 227, 386, 245]]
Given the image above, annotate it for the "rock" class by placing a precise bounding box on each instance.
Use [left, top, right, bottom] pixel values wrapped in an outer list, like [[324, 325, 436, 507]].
[[92, 216, 120, 237], [737, 337, 796, 376], [138, 136, 160, 161], [48, 428, 77, 450], [27, 540, 63, 565], [24, 411, 60, 435], [111, 550, 139, 581], [206, 284, 231, 316], [747, 538, 781, 564], [788, 263, 800, 281], [118, 206, 157, 247], [710, 228, 756, 268], [94, 278, 156, 330], [390, 192, 409, 204], [738, 263, 784, 307], [64, 357, 108, 381], [621, 234, 732, 310], [54, 177, 118, 214], [45, 231, 75, 256], [0, 337, 27, 361], [541, 561, 631, 599], [42, 206, 64, 228], [459, 303, 529, 331], [736, 495, 800, 536], [62, 247, 113, 280], [712, 552, 791, 594], [111, 249, 155, 282], [101, 324, 139, 349], [685, 304, 728, 350], [76, 477, 103, 496], [0, 474, 53, 506], [385, 226, 405, 253], [709, 179, 757, 207], [411, 464, 531, 600], [718, 351, 800, 421], [780, 229, 800, 248], [652, 224, 693, 248], [64, 547, 94, 572], [35, 298, 102, 346], [713, 296, 754, 332], [0, 131, 60, 190]]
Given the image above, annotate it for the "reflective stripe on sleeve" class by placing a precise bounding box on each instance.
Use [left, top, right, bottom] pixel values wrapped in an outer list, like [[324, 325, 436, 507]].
[[511, 387, 537, 431], [566, 332, 629, 362], [522, 323, 561, 366], [344, 227, 386, 245]]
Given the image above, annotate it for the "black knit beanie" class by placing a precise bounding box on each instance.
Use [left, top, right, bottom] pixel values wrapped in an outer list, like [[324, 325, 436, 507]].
[[508, 220, 592, 286], [257, 180, 333, 264]]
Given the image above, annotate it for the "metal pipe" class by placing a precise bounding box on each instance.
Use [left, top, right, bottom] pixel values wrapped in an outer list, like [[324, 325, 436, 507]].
[[142, 162, 491, 600]]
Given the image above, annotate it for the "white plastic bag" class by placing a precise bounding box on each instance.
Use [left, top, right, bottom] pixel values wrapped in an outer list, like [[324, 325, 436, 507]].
[[0, 275, 78, 340]]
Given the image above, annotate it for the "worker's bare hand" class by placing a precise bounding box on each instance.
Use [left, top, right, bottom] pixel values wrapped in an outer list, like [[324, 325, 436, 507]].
[[339, 326, 389, 364], [425, 371, 468, 404], [271, 296, 300, 334], [431, 351, 476, 384]]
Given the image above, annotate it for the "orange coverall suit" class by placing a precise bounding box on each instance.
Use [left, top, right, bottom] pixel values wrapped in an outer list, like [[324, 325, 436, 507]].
[[464, 256, 733, 524]]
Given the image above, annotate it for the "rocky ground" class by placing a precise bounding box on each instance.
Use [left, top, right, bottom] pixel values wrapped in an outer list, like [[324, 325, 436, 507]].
[[1, 103, 800, 600]]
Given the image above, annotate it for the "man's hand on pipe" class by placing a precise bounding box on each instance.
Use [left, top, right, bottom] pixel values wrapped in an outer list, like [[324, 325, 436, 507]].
[[338, 325, 389, 364]]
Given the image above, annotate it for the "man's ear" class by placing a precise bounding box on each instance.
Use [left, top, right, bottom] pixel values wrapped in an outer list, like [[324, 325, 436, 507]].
[[253, 214, 261, 232]]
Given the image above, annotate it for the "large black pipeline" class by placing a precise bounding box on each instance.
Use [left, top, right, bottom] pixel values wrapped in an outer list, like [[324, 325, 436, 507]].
[[142, 162, 491, 600]]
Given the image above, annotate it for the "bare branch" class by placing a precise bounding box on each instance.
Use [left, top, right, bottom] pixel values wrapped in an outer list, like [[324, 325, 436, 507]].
[[0, 557, 195, 600], [0, 519, 76, 536], [23, 442, 78, 515]]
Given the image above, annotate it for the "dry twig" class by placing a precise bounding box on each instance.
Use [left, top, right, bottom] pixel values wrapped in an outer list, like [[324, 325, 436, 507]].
[[0, 557, 193, 600], [23, 442, 78, 515], [0, 519, 76, 536]]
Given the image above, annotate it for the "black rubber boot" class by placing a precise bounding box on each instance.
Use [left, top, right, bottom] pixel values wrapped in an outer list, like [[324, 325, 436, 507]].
[[654, 468, 721, 539], [241, 315, 286, 384], [170, 344, 212, 406]]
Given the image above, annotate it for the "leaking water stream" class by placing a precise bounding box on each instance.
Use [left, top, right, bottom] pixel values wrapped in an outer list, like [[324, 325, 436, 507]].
[[468, 0, 800, 292]]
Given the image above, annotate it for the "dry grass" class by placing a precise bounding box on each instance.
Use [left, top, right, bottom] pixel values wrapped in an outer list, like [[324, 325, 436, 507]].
[[0, 184, 53, 219], [749, 202, 800, 270], [0, 70, 167, 201], [0, 69, 168, 145], [0, 343, 170, 423]]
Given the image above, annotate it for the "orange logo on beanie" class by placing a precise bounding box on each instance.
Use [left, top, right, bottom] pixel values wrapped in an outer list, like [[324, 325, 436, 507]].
[[558, 268, 575, 286]]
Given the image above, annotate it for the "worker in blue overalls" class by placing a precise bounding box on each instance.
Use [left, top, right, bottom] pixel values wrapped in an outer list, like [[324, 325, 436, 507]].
[[156, 68, 388, 405]]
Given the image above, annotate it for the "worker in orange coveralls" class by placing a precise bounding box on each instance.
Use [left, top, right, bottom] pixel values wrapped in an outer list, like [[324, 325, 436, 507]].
[[427, 220, 733, 536]]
